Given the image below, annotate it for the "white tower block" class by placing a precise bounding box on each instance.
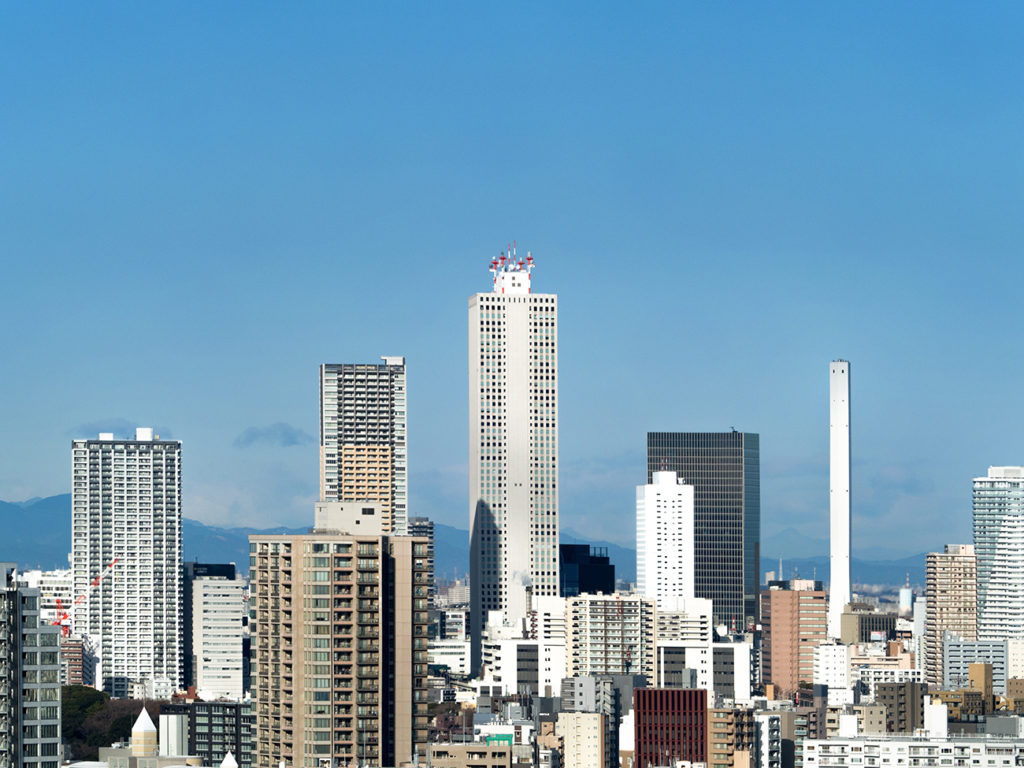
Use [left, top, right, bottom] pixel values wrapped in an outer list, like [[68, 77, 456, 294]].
[[828, 360, 851, 639]]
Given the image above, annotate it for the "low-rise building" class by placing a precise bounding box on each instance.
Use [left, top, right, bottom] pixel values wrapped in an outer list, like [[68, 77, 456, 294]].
[[426, 742, 512, 768]]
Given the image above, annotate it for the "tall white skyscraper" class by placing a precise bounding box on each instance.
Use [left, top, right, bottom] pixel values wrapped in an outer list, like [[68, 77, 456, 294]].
[[469, 246, 559, 671], [636, 471, 696, 610], [973, 466, 1024, 640], [71, 428, 182, 697], [828, 360, 851, 640], [319, 357, 408, 534]]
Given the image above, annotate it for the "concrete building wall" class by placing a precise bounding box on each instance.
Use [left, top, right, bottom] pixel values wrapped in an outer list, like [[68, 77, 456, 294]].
[[558, 711, 605, 768], [828, 361, 851, 640]]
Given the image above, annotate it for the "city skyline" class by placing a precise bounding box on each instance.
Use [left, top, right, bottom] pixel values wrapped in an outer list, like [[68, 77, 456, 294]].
[[3, 5, 1024, 556]]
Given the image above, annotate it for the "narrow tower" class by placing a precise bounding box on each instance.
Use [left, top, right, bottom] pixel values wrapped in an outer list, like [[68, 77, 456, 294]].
[[828, 360, 851, 639], [469, 245, 559, 673]]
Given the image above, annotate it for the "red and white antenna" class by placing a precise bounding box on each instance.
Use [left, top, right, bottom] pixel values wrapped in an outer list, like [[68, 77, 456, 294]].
[[488, 241, 536, 294], [52, 558, 119, 637]]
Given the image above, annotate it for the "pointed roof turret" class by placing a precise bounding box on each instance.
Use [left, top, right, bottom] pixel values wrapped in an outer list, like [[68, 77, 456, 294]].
[[133, 707, 156, 733]]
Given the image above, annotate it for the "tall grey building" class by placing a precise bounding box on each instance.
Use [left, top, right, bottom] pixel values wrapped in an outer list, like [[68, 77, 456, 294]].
[[1, 563, 62, 768], [469, 247, 559, 672], [70, 428, 182, 697], [319, 357, 408, 534], [647, 431, 760, 627], [973, 466, 1024, 640]]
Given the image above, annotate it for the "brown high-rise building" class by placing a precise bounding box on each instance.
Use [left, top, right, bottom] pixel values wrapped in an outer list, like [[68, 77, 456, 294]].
[[925, 544, 977, 687], [250, 507, 430, 768], [875, 681, 928, 734], [761, 580, 828, 697], [634, 688, 707, 768]]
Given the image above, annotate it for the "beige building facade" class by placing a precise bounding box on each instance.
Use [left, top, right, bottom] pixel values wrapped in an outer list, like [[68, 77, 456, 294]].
[[925, 544, 977, 687], [761, 581, 828, 696], [319, 358, 408, 534], [250, 529, 430, 768], [557, 711, 606, 768]]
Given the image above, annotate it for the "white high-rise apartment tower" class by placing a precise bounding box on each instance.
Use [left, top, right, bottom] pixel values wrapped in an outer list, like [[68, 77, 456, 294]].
[[469, 246, 559, 672], [71, 428, 182, 697], [828, 360, 851, 640], [320, 357, 408, 534], [636, 471, 696, 610], [973, 467, 1024, 640]]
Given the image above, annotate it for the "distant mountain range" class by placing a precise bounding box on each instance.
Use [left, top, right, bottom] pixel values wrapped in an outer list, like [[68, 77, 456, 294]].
[[1, 494, 925, 588]]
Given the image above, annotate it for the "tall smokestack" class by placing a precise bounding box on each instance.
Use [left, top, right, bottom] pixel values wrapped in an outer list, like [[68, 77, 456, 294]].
[[828, 360, 851, 639]]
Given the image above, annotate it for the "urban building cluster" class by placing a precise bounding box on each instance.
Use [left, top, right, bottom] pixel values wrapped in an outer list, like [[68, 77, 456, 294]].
[[3, 248, 1024, 768]]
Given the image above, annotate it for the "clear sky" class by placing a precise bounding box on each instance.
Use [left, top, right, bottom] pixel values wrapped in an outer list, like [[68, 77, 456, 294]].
[[2, 3, 1023, 556]]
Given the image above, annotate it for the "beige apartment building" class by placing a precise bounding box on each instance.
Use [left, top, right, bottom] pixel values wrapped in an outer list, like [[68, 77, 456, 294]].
[[761, 580, 828, 696], [250, 506, 430, 768], [557, 711, 606, 768], [319, 358, 408, 534], [925, 544, 977, 687], [708, 708, 756, 768]]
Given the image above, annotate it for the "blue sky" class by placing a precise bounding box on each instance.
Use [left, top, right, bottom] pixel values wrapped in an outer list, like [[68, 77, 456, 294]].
[[1, 3, 1023, 556]]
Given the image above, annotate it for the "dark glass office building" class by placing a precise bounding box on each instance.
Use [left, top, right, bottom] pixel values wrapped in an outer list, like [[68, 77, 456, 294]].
[[647, 431, 760, 628], [559, 544, 615, 597]]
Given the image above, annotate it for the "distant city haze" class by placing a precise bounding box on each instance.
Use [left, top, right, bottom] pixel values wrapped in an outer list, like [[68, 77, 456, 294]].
[[3, 4, 1023, 556]]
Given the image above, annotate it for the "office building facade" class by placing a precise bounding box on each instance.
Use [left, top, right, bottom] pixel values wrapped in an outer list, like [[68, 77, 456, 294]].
[[633, 688, 707, 768], [646, 431, 760, 627], [182, 562, 238, 690], [924, 545, 977, 687], [469, 249, 559, 670], [70, 428, 182, 697], [762, 580, 828, 697], [191, 568, 246, 700], [558, 545, 614, 598], [0, 563, 62, 768], [319, 358, 408, 534], [250, 529, 430, 767], [973, 467, 1024, 640]]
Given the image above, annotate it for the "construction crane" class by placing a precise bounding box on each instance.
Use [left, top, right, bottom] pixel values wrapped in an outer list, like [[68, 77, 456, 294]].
[[51, 558, 119, 637]]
